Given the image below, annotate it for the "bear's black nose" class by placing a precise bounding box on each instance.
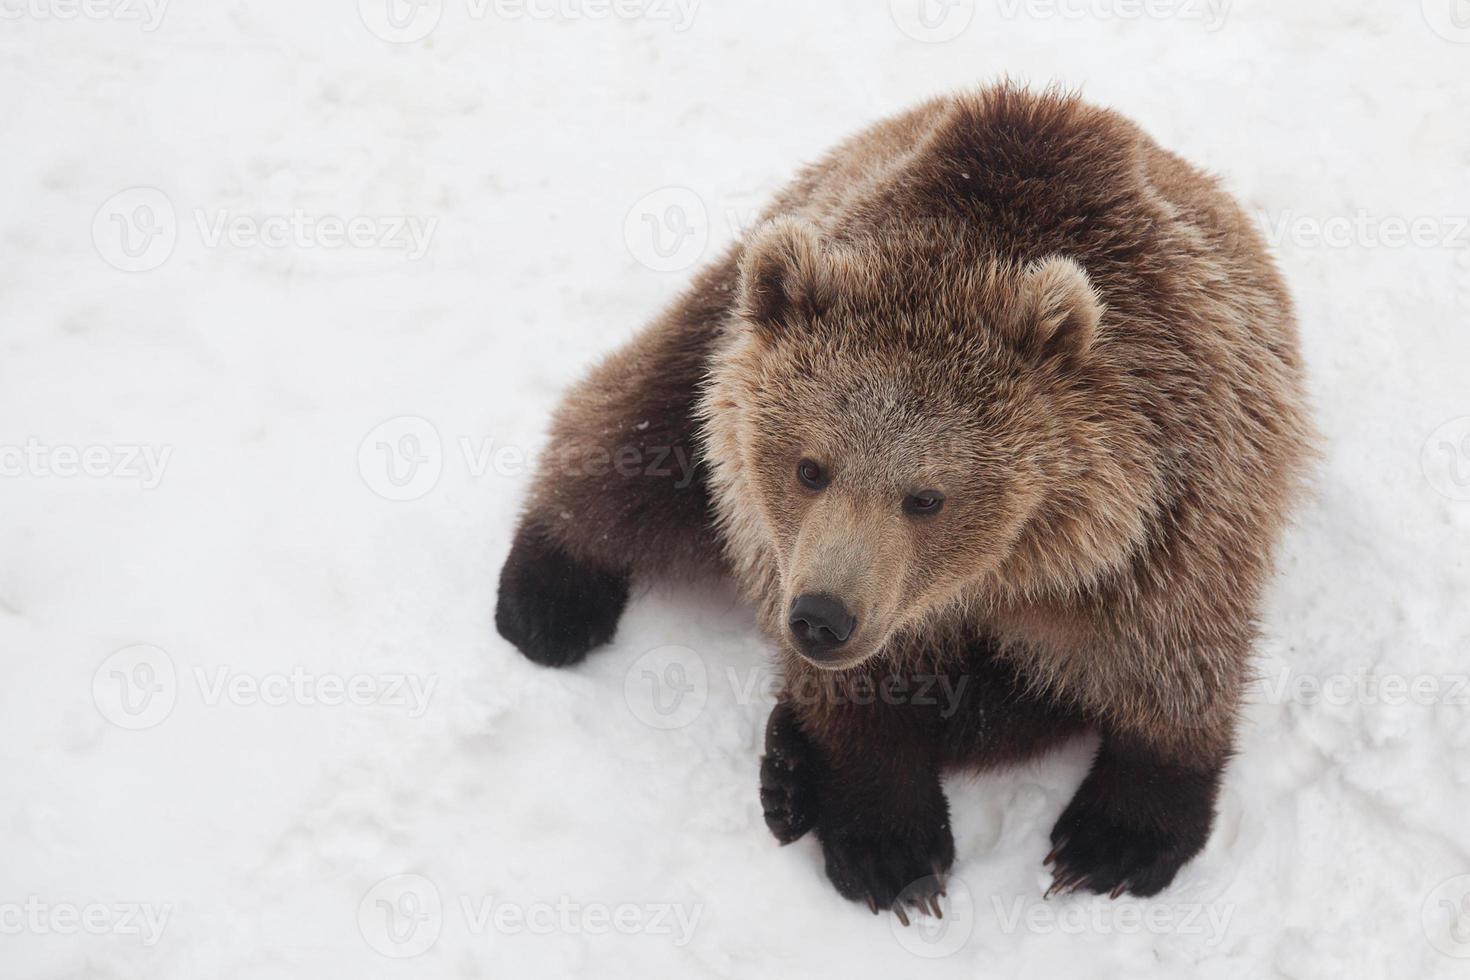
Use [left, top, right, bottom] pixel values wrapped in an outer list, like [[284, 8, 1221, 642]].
[[788, 593, 856, 657]]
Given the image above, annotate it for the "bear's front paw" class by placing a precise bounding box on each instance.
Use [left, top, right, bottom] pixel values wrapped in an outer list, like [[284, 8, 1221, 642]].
[[759, 702, 821, 844], [1045, 791, 1205, 899], [819, 819, 955, 923], [495, 522, 630, 668]]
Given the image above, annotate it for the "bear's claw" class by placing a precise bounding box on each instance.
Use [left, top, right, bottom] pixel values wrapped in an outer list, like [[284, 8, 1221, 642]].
[[819, 826, 954, 922], [1045, 797, 1194, 899]]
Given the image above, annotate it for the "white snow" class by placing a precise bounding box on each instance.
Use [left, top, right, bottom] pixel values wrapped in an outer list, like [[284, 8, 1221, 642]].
[[2, 1, 1469, 977]]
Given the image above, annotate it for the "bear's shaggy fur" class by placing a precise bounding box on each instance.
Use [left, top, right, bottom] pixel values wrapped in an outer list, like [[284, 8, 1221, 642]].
[[495, 84, 1314, 918]]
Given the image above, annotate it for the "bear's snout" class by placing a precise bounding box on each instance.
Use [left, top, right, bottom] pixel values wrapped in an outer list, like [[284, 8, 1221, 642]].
[[787, 593, 857, 660]]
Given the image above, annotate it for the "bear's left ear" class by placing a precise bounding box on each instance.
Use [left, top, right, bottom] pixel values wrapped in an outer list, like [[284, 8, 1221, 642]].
[[736, 217, 844, 333], [1005, 256, 1103, 361]]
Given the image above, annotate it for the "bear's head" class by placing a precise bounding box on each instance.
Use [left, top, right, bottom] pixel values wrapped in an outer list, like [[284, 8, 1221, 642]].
[[704, 216, 1159, 670]]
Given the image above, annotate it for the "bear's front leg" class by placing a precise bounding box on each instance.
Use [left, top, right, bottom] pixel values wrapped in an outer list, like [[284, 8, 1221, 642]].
[[1046, 733, 1224, 898], [818, 774, 955, 923], [759, 700, 822, 845], [782, 685, 955, 922], [495, 520, 630, 667], [494, 253, 738, 668]]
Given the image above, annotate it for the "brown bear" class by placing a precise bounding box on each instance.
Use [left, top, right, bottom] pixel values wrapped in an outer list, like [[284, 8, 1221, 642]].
[[495, 84, 1314, 920]]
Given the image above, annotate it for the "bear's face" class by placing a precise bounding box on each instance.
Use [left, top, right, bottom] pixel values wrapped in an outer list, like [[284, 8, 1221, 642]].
[[709, 217, 1134, 670], [736, 344, 1051, 669]]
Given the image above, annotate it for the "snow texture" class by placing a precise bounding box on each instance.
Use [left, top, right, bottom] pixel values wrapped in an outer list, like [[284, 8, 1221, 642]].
[[2, 1, 1469, 977]]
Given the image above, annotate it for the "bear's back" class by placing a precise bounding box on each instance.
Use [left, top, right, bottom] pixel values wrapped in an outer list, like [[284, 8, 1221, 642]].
[[755, 85, 1303, 416]]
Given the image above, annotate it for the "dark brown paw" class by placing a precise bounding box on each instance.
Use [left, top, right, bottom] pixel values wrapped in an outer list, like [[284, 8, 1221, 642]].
[[1046, 794, 1202, 899], [495, 522, 629, 668], [820, 820, 955, 921], [759, 702, 819, 844]]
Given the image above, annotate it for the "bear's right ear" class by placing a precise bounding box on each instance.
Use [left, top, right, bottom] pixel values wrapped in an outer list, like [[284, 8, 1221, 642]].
[[736, 217, 839, 332]]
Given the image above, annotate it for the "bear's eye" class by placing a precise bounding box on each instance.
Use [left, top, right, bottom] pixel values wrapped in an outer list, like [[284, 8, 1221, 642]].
[[796, 458, 828, 491], [903, 490, 945, 516]]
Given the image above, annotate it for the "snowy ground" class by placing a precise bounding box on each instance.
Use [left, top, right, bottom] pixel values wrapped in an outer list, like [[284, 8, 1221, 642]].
[[2, 1, 1468, 976]]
